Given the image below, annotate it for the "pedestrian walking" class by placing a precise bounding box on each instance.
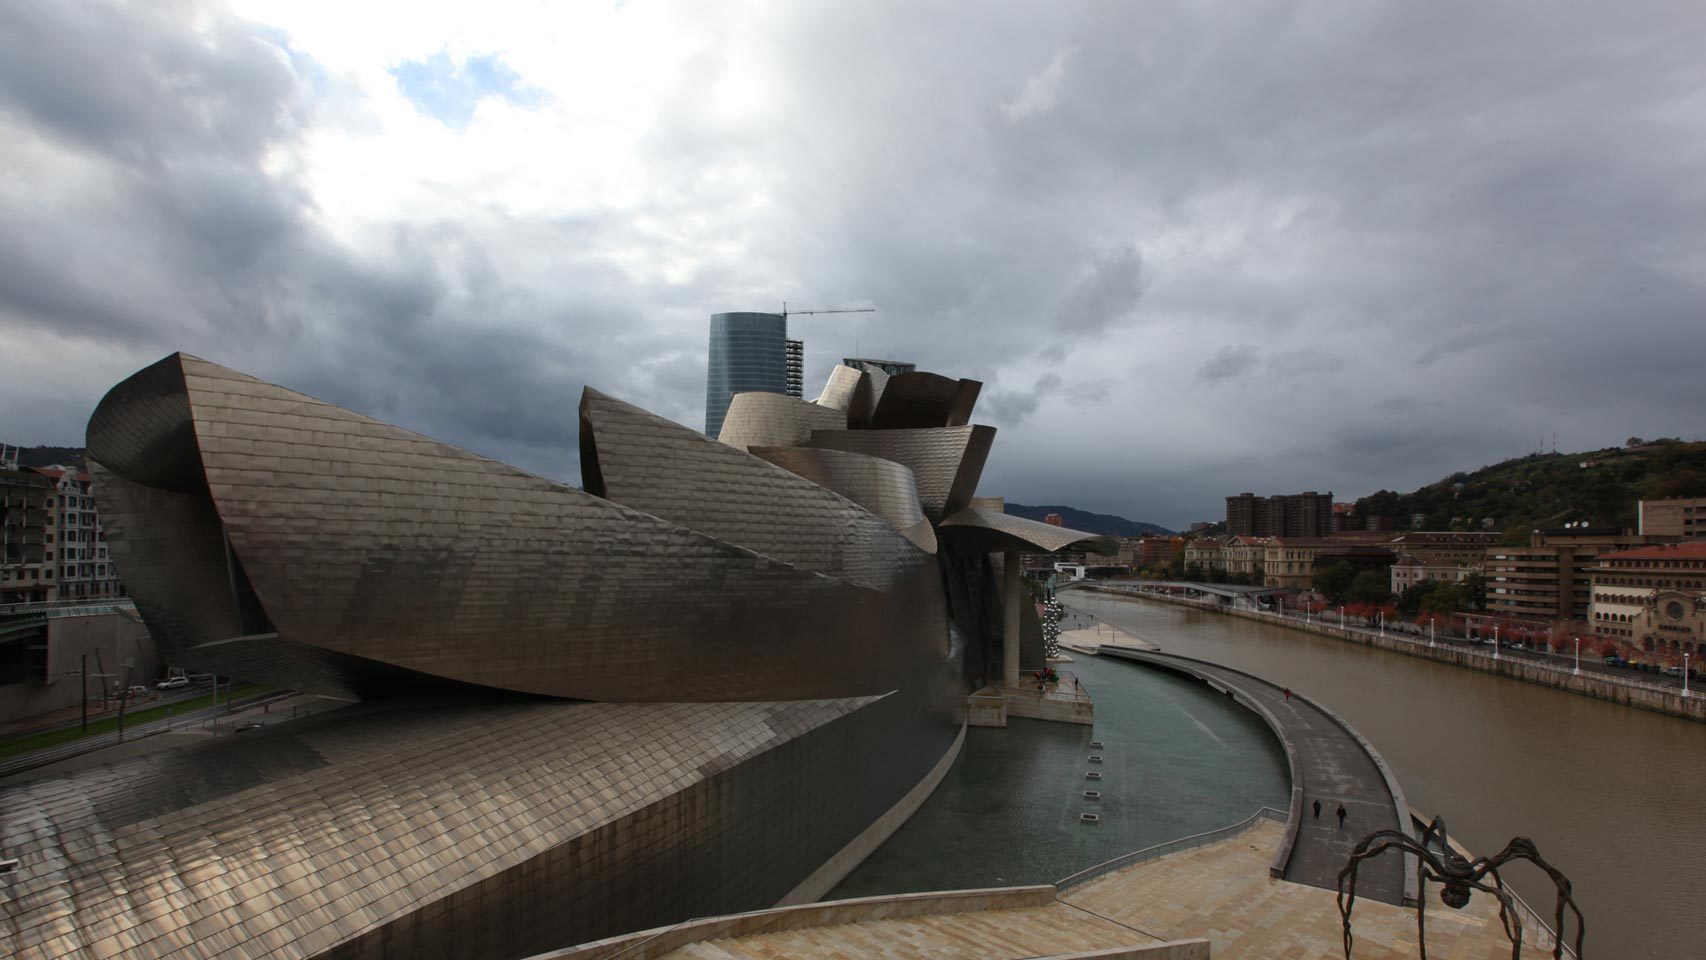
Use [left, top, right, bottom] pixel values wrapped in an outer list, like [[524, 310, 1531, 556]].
[[1336, 804, 1347, 829], [1283, 687, 1291, 701], [1312, 799, 1321, 819]]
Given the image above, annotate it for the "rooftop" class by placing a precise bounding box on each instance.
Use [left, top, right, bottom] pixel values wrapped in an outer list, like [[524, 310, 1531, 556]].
[[1601, 541, 1706, 562]]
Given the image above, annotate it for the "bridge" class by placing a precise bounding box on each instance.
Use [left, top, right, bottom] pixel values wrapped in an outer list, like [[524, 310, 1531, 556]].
[[1058, 579, 1289, 604], [1095, 647, 1415, 907]]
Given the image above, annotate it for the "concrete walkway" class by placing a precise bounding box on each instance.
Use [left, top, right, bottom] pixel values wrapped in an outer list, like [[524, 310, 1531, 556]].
[[1062, 819, 1518, 960], [626, 819, 1517, 960], [1101, 649, 1411, 907]]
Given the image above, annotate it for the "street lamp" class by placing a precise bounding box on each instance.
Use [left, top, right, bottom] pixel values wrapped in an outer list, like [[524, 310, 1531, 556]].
[[1573, 637, 1580, 676], [1429, 616, 1436, 648], [1685, 653, 1691, 698], [1493, 624, 1500, 661], [1379, 609, 1385, 638]]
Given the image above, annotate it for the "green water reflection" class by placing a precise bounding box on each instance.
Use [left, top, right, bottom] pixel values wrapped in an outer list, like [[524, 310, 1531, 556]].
[[830, 652, 1288, 897]]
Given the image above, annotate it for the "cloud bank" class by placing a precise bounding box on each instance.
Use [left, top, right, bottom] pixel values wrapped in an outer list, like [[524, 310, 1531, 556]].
[[3, 0, 1704, 528]]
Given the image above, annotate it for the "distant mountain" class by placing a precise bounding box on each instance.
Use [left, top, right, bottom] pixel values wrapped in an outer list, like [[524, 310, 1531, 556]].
[[1005, 503, 1172, 537]]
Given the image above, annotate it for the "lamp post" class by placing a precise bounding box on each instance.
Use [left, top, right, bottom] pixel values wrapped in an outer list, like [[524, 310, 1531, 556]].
[[1429, 617, 1436, 647], [1340, 606, 1345, 628], [1685, 653, 1691, 698], [1493, 624, 1500, 661], [1573, 637, 1580, 676], [1379, 609, 1385, 638]]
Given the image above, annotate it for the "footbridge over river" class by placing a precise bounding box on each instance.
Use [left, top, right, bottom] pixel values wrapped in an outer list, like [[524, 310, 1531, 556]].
[[1098, 647, 1416, 907], [1059, 580, 1287, 605]]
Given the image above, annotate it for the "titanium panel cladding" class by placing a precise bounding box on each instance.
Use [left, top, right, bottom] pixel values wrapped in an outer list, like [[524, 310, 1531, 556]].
[[717, 391, 845, 451], [806, 425, 996, 522], [86, 354, 948, 702]]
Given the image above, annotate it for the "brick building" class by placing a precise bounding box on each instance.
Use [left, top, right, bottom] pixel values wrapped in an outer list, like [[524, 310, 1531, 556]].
[[1486, 527, 1655, 623], [1225, 491, 1333, 538], [1590, 541, 1706, 655], [1637, 497, 1706, 539]]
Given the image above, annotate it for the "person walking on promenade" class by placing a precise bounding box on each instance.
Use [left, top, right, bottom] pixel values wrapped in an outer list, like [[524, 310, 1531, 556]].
[[1283, 687, 1291, 701], [1312, 799, 1321, 819], [1336, 803, 1347, 829]]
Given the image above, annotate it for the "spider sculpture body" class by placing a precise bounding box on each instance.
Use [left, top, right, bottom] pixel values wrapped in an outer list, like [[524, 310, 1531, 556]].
[[1336, 816, 1583, 959]]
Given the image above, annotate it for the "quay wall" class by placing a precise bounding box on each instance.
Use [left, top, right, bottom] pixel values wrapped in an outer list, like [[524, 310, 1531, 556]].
[[1087, 587, 1706, 725]]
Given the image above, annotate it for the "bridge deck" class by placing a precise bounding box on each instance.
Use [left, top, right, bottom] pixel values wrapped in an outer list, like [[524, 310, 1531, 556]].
[[1101, 648, 1411, 906]]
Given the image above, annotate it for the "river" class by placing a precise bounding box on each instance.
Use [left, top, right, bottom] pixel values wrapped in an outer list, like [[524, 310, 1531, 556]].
[[1063, 590, 1704, 959]]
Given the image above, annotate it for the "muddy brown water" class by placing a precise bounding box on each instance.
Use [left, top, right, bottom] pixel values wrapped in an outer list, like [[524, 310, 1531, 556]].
[[1065, 591, 1704, 960]]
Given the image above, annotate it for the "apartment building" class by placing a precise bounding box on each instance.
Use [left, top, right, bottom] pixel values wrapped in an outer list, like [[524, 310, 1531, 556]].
[[1386, 531, 1500, 566], [32, 466, 123, 601], [1261, 538, 1396, 590], [1, 468, 56, 604], [1486, 527, 1654, 623], [1589, 541, 1706, 654], [1637, 497, 1706, 539], [1181, 536, 1226, 576], [1225, 491, 1333, 538]]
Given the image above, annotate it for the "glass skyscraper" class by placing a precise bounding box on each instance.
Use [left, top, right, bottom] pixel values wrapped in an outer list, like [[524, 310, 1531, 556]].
[[705, 312, 790, 436]]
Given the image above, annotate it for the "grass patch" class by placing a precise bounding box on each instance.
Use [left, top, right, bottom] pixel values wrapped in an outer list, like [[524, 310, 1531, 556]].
[[0, 683, 271, 758]]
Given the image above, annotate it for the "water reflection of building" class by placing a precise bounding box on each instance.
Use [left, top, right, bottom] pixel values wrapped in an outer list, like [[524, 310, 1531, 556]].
[[0, 352, 1112, 960]]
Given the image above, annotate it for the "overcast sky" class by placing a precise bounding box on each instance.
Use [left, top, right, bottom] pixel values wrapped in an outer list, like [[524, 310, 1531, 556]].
[[3, 1, 1703, 529]]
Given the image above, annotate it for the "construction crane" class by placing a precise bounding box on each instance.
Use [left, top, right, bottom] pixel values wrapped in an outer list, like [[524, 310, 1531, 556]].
[[780, 302, 876, 321]]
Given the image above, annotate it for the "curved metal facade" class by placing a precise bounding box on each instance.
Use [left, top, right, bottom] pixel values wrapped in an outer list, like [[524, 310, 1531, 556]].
[[0, 351, 1108, 960], [716, 391, 846, 452]]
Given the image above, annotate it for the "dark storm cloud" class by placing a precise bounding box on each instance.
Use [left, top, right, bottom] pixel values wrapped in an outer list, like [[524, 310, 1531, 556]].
[[0, 0, 299, 164], [0, 0, 693, 483], [1052, 245, 1145, 336], [3, 1, 1705, 528], [1197, 344, 1259, 383]]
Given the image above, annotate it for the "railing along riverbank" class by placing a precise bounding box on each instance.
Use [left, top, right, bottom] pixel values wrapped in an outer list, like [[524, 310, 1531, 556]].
[[1076, 585, 1705, 725]]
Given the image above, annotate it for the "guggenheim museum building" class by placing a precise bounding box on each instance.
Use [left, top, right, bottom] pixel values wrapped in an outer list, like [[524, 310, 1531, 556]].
[[0, 353, 1111, 960]]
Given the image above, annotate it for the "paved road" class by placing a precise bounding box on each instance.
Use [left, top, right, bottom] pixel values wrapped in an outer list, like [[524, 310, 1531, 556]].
[[1100, 648, 1410, 907], [0, 690, 295, 780]]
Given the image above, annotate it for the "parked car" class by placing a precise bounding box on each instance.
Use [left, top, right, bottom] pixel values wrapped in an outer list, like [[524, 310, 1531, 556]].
[[125, 685, 149, 699], [157, 676, 191, 690]]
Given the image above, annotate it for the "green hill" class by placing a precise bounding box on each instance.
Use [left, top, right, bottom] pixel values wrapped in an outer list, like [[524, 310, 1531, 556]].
[[1355, 438, 1706, 541], [10, 445, 85, 469]]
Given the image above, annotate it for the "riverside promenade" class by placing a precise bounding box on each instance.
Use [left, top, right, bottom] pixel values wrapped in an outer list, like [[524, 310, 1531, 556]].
[[1074, 582, 1706, 723], [1099, 648, 1413, 907]]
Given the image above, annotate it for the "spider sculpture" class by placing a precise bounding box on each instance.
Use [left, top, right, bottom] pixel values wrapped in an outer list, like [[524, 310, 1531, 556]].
[[1336, 816, 1583, 959]]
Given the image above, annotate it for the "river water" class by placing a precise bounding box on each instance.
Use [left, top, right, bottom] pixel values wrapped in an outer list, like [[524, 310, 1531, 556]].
[[1064, 591, 1704, 959]]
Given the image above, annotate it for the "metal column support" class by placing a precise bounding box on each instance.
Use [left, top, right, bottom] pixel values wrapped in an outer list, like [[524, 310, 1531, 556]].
[[1004, 549, 1021, 689]]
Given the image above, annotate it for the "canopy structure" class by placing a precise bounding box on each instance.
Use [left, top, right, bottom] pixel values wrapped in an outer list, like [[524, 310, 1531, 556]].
[[937, 505, 1118, 557]]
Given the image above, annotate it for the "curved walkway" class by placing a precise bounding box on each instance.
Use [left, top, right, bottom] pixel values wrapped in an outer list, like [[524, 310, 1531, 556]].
[[1100, 648, 1412, 906]]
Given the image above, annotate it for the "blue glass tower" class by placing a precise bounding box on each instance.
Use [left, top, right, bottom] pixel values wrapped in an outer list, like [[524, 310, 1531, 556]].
[[705, 312, 789, 436]]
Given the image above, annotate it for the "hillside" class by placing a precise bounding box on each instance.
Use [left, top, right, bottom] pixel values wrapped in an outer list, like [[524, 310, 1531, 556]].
[[1004, 503, 1172, 537], [9, 445, 86, 470], [1355, 438, 1706, 540]]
